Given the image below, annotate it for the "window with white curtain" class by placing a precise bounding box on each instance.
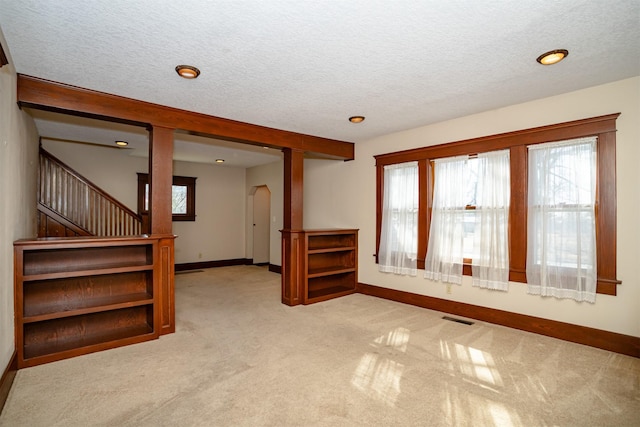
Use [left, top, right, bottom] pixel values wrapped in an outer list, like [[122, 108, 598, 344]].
[[378, 161, 419, 276], [527, 137, 597, 303], [425, 150, 510, 289], [424, 155, 467, 284], [471, 150, 511, 291]]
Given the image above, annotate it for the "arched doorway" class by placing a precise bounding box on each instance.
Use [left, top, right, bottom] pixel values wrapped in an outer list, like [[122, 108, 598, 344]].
[[251, 185, 271, 264]]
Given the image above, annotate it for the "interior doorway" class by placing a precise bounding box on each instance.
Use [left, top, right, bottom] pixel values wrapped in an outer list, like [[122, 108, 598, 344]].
[[252, 185, 271, 265]]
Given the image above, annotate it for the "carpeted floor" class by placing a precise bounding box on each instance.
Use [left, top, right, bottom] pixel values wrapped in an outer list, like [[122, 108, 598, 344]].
[[1, 265, 639, 426]]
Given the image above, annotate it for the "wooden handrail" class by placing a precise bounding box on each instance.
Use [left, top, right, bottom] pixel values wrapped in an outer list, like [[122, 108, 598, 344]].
[[39, 147, 142, 236]]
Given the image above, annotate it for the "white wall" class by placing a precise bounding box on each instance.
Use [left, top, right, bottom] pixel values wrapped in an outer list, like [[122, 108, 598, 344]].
[[172, 161, 246, 264], [246, 160, 284, 266], [304, 76, 640, 338], [41, 140, 247, 265], [0, 29, 39, 372]]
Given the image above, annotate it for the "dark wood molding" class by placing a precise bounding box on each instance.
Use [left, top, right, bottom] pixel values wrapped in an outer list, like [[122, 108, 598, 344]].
[[137, 173, 196, 222], [158, 235, 176, 335], [269, 264, 282, 274], [16, 74, 354, 160], [0, 351, 17, 414], [374, 113, 620, 166], [37, 203, 91, 237], [280, 230, 304, 306], [175, 258, 252, 271], [357, 282, 639, 358], [0, 42, 8, 68]]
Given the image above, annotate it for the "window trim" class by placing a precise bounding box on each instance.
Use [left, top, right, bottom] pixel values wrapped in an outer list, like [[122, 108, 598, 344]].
[[137, 173, 197, 221], [375, 113, 621, 295]]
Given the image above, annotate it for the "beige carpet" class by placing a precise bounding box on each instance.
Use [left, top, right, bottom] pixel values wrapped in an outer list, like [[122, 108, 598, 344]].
[[1, 265, 638, 426]]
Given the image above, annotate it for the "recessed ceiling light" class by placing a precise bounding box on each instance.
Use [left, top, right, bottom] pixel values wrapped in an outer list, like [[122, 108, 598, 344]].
[[115, 140, 128, 147], [215, 159, 225, 163], [536, 49, 569, 65], [175, 65, 201, 79], [349, 116, 365, 123]]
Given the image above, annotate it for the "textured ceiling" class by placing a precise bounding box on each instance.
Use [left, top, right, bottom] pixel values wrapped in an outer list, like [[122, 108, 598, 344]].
[[1, 0, 639, 165]]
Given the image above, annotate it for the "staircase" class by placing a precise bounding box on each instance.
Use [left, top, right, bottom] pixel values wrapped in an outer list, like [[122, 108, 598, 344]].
[[38, 147, 143, 237]]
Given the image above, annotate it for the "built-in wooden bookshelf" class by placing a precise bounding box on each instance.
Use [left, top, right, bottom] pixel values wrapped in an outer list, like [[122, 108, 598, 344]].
[[303, 229, 358, 304], [14, 236, 161, 368]]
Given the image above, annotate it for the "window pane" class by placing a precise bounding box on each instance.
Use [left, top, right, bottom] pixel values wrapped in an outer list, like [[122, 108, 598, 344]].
[[379, 162, 419, 275], [462, 210, 478, 260], [172, 185, 187, 214], [463, 157, 479, 207]]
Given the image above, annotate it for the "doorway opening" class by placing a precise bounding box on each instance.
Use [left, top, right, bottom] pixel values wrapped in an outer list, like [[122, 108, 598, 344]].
[[251, 185, 271, 265]]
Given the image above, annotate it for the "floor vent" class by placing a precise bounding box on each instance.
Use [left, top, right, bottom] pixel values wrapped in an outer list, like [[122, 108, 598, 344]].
[[442, 316, 474, 326]]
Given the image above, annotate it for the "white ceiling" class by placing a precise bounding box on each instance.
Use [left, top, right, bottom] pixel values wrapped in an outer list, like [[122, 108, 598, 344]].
[[1, 1, 639, 166]]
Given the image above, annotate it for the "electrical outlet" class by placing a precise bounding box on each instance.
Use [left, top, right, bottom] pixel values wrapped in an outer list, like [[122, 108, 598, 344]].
[[446, 283, 452, 294], [198, 253, 202, 259]]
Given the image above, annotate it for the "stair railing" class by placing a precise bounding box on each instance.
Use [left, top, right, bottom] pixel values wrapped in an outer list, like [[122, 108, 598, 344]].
[[39, 148, 143, 236]]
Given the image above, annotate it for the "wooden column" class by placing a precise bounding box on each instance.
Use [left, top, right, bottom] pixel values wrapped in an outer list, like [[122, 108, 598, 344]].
[[149, 126, 174, 235], [281, 148, 304, 306], [148, 125, 176, 334]]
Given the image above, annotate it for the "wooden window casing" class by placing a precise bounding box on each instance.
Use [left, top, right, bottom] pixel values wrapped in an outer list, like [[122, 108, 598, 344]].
[[375, 113, 621, 295], [137, 173, 196, 222]]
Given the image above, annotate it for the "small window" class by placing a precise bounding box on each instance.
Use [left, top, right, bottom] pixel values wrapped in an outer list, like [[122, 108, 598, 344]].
[[137, 173, 196, 221]]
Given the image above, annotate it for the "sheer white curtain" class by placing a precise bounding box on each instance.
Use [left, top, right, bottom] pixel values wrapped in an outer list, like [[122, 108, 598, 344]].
[[472, 150, 511, 291], [378, 161, 419, 276], [527, 137, 597, 303], [424, 156, 466, 284]]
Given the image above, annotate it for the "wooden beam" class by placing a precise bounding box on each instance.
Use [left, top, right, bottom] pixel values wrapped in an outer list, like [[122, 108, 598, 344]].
[[17, 74, 355, 160]]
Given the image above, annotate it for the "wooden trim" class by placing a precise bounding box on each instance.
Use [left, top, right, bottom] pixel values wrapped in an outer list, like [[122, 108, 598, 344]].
[[0, 42, 8, 68], [375, 163, 383, 265], [158, 235, 176, 335], [137, 173, 197, 221], [37, 203, 92, 237], [17, 74, 354, 161], [509, 145, 527, 280], [374, 113, 620, 165], [357, 282, 640, 358], [281, 230, 304, 306], [417, 160, 429, 269], [596, 130, 619, 293], [175, 258, 252, 271], [0, 351, 17, 414], [269, 264, 282, 274]]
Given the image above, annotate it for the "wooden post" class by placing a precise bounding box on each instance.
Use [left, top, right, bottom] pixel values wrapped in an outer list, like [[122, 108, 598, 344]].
[[149, 126, 174, 235], [148, 125, 176, 334], [281, 148, 304, 306]]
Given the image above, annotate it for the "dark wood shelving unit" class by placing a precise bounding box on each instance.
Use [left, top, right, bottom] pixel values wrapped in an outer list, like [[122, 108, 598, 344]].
[[14, 236, 161, 368], [303, 229, 358, 304]]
